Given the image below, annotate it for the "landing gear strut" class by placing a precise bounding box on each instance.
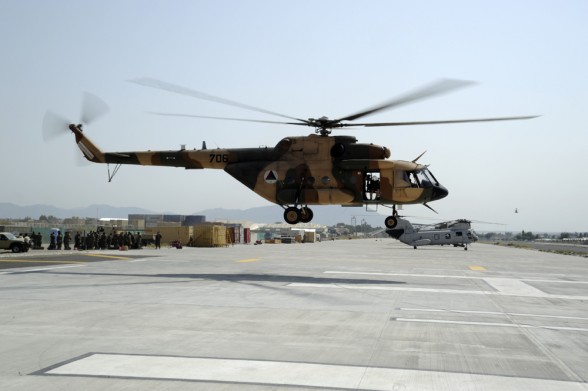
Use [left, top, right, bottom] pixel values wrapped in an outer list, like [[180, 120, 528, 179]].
[[283, 206, 313, 225], [384, 205, 399, 229]]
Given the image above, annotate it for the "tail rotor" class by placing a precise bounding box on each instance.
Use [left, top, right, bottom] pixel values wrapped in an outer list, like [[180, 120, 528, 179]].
[[42, 92, 109, 141], [42, 93, 109, 165]]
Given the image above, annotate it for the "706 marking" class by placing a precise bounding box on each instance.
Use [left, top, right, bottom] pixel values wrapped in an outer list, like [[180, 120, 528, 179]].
[[209, 154, 229, 163]]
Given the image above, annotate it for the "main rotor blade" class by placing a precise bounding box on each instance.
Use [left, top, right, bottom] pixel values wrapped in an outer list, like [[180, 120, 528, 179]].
[[338, 79, 476, 122], [149, 112, 310, 126], [130, 77, 307, 123], [343, 115, 539, 127], [80, 92, 109, 125], [42, 111, 70, 141]]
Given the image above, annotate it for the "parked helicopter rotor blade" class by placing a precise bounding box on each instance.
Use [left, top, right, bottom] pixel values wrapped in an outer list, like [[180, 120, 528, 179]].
[[345, 115, 539, 127], [80, 92, 109, 125], [469, 219, 506, 225], [149, 112, 308, 126], [337, 79, 476, 123], [42, 111, 70, 141], [130, 77, 308, 124]]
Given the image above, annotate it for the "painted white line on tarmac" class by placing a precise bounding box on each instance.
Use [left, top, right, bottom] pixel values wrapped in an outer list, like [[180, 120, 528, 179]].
[[399, 308, 588, 321], [324, 271, 588, 284], [394, 318, 588, 333], [45, 353, 587, 391], [288, 283, 588, 301], [0, 264, 85, 275], [484, 277, 548, 297], [326, 270, 480, 279], [290, 282, 488, 294]]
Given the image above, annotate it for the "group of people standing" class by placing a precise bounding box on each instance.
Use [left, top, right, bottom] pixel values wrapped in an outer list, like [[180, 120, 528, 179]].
[[47, 230, 71, 250], [25, 232, 43, 249], [72, 230, 144, 250], [19, 230, 167, 251], [27, 230, 147, 251]]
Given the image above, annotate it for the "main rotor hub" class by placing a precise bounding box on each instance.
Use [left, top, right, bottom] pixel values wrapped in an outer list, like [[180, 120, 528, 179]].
[[309, 116, 339, 136]]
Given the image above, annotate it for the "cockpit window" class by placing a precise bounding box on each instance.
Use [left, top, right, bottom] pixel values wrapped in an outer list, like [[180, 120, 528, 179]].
[[427, 169, 440, 185], [416, 170, 433, 188], [396, 168, 440, 189], [397, 168, 438, 188]]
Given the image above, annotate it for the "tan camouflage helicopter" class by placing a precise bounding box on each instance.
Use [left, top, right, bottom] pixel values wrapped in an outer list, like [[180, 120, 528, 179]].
[[43, 78, 535, 228]]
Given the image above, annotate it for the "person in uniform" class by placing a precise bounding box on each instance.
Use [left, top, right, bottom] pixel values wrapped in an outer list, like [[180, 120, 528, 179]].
[[49, 232, 56, 250], [64, 232, 71, 250], [155, 231, 162, 249], [56, 231, 63, 250]]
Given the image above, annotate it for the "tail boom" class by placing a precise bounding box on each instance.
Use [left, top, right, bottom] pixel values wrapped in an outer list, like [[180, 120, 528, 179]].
[[69, 124, 229, 169]]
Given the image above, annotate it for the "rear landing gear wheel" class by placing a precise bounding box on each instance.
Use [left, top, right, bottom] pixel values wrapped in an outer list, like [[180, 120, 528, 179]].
[[284, 207, 301, 225], [300, 207, 313, 223], [385, 216, 398, 229]]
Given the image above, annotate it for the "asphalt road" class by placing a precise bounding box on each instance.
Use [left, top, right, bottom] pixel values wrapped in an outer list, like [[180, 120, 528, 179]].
[[0, 250, 151, 271], [1, 240, 588, 390]]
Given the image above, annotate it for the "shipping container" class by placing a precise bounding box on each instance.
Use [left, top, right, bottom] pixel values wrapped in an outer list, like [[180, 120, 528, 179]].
[[243, 228, 251, 244], [144, 226, 193, 246], [192, 224, 227, 247], [183, 215, 206, 226], [304, 231, 316, 243], [163, 214, 184, 223], [145, 214, 164, 228], [226, 226, 242, 244]]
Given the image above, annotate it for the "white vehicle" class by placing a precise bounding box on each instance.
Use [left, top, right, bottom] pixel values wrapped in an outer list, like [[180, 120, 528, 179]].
[[0, 232, 29, 253]]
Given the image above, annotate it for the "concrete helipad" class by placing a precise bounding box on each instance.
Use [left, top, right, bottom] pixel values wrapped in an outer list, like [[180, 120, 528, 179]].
[[1, 240, 587, 390]]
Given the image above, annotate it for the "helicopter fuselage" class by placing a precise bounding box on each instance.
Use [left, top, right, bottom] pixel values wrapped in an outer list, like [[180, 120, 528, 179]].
[[71, 125, 448, 225], [386, 217, 478, 250]]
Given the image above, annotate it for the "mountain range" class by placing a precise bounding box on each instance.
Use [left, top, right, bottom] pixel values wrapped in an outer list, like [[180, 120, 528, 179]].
[[0, 203, 387, 227]]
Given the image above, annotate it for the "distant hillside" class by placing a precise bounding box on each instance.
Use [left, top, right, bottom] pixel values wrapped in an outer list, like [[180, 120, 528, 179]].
[[0, 203, 155, 220]]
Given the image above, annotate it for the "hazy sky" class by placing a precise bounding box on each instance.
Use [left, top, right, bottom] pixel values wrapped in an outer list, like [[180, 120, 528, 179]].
[[1, 1, 587, 232]]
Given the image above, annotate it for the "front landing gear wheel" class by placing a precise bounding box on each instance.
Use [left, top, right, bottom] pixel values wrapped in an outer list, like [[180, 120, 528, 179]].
[[284, 207, 301, 225], [384, 216, 398, 229], [300, 207, 313, 223]]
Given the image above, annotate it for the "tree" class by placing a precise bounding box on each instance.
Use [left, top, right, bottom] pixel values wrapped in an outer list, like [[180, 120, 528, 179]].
[[515, 230, 536, 241]]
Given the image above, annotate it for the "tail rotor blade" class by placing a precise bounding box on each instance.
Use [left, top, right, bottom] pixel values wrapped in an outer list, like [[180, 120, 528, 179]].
[[42, 111, 70, 141], [80, 92, 109, 125]]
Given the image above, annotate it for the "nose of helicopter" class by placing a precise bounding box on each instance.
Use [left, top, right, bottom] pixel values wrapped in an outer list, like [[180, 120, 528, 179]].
[[431, 184, 449, 201]]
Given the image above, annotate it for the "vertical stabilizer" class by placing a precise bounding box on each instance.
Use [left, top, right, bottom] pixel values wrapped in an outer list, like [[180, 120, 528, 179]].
[[69, 124, 106, 163]]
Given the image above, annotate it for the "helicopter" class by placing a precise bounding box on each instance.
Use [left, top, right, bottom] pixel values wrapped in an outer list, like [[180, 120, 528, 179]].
[[43, 78, 536, 228], [386, 217, 479, 250]]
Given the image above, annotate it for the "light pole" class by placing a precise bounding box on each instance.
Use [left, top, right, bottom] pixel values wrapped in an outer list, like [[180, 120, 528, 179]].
[[351, 216, 356, 238]]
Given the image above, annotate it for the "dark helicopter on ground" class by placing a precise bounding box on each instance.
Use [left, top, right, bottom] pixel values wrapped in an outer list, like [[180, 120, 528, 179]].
[[386, 217, 479, 250], [43, 78, 536, 228]]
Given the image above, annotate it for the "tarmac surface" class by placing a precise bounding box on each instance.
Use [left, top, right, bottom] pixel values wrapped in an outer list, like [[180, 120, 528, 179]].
[[1, 239, 588, 390]]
